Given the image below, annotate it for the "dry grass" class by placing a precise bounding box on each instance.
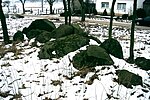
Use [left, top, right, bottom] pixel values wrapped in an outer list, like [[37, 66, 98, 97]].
[[0, 44, 7, 58], [51, 80, 63, 86], [85, 74, 99, 85], [74, 67, 96, 78], [0, 43, 23, 59]]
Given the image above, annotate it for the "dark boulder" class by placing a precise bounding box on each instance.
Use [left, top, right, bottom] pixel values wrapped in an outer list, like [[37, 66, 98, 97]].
[[50, 24, 74, 38], [25, 29, 46, 39], [38, 41, 55, 59], [135, 57, 150, 71], [100, 38, 123, 59], [115, 70, 143, 88], [35, 31, 52, 43], [22, 19, 56, 34], [72, 24, 101, 44], [13, 31, 24, 42], [71, 24, 86, 36], [73, 45, 114, 69], [25, 24, 86, 42], [22, 27, 28, 34], [38, 34, 89, 59]]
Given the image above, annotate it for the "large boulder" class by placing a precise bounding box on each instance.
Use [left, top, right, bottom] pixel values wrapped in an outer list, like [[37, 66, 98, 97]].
[[71, 24, 86, 36], [135, 57, 150, 71], [25, 29, 42, 39], [72, 45, 114, 69], [26, 29, 53, 43], [38, 41, 55, 59], [72, 24, 101, 44], [13, 31, 24, 42], [115, 70, 143, 88], [35, 31, 52, 43], [38, 34, 90, 59], [50, 24, 74, 38], [23, 19, 56, 34], [100, 38, 123, 59], [25, 24, 86, 42]]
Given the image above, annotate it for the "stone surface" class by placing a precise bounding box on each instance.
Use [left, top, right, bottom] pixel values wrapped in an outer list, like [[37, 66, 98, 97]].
[[25, 29, 45, 39], [135, 57, 150, 71], [100, 38, 123, 59], [13, 31, 24, 42], [35, 31, 52, 43], [38, 34, 89, 59], [116, 70, 143, 88], [50, 24, 74, 38], [23, 19, 56, 34], [73, 45, 114, 69]]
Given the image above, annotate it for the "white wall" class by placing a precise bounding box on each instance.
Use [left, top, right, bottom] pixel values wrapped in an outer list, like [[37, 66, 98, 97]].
[[96, 0, 111, 14], [137, 0, 145, 8], [115, 0, 133, 15], [96, 0, 145, 15]]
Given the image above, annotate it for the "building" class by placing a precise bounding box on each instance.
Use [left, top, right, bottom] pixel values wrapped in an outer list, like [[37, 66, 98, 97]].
[[143, 0, 150, 16], [71, 0, 96, 14], [96, 0, 145, 15]]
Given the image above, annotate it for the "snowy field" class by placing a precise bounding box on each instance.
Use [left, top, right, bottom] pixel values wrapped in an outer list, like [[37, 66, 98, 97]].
[[0, 15, 150, 100]]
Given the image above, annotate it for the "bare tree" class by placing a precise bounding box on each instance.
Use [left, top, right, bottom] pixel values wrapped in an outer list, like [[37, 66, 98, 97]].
[[85, 0, 90, 13], [47, 0, 55, 14], [67, 0, 71, 25], [78, 0, 85, 21], [129, 0, 137, 62], [41, 0, 43, 12], [108, 0, 116, 39], [62, 0, 72, 25], [19, 0, 26, 14], [62, 0, 68, 24], [0, 0, 10, 44]]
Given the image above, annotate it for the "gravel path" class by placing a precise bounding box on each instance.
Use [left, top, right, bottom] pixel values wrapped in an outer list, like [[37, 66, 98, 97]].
[[21, 14, 150, 30]]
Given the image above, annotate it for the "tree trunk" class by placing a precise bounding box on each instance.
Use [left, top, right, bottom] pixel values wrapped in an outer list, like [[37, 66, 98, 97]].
[[41, 0, 43, 12], [67, 0, 71, 25], [72, 0, 75, 13], [79, 0, 85, 21], [63, 0, 68, 25], [81, 3, 85, 21], [108, 0, 116, 39], [0, 1, 10, 44], [50, 4, 53, 14], [129, 0, 137, 62], [22, 3, 25, 14], [86, 0, 90, 14]]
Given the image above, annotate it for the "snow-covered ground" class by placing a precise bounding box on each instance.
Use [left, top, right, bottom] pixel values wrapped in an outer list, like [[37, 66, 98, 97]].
[[0, 15, 150, 100]]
